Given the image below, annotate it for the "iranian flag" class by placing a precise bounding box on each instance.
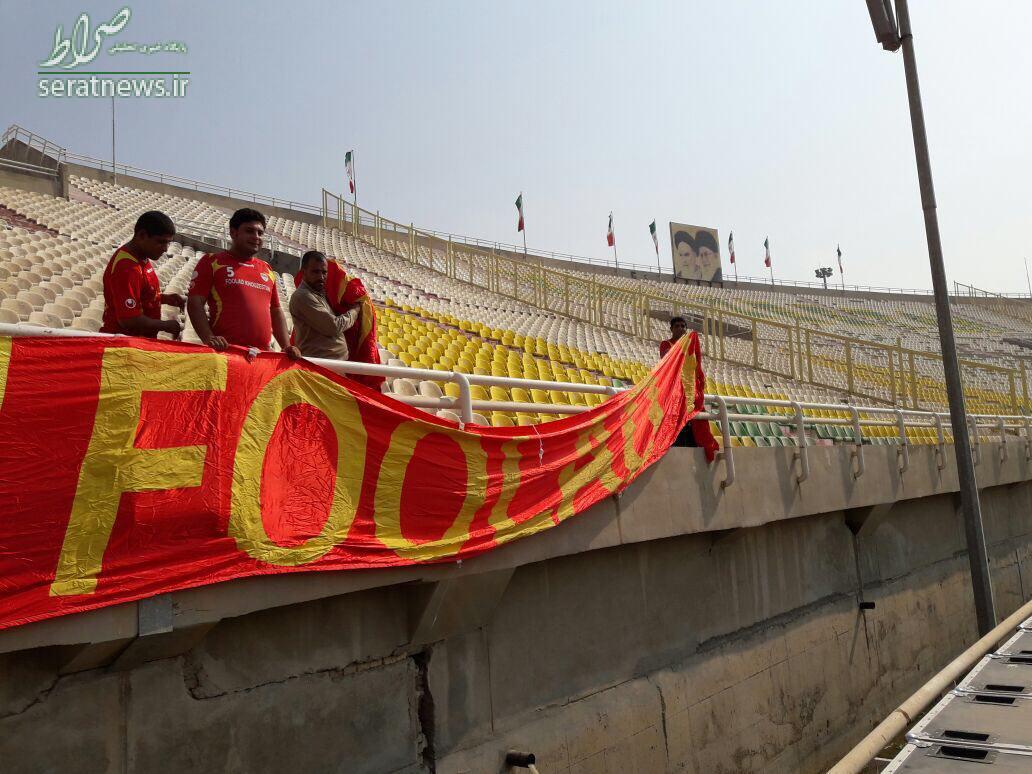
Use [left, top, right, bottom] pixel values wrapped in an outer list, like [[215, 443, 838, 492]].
[[515, 193, 525, 232], [607, 213, 615, 247], [764, 237, 771, 268], [345, 150, 355, 194], [649, 220, 658, 255], [729, 231, 736, 264], [837, 244, 843, 273]]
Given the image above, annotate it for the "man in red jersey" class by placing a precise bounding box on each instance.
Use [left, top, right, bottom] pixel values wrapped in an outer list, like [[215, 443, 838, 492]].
[[187, 208, 298, 357], [101, 210, 185, 338], [659, 316, 688, 358], [658, 315, 719, 459]]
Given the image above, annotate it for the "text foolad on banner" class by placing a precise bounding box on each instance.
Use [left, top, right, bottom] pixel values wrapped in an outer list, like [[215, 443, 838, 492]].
[[0, 332, 703, 630]]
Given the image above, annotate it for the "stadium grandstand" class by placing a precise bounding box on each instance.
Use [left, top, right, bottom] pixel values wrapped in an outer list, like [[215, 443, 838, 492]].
[[0, 125, 1030, 451], [2, 122, 1032, 774]]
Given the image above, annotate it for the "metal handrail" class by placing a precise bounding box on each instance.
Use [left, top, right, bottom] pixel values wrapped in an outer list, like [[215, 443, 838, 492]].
[[0, 323, 617, 430], [0, 157, 59, 178], [730, 274, 1032, 299], [173, 218, 301, 258], [729, 274, 940, 296], [0, 323, 1028, 492], [694, 395, 1030, 489], [2, 125, 323, 216], [322, 190, 1031, 418], [10, 124, 1030, 298], [62, 150, 325, 215]]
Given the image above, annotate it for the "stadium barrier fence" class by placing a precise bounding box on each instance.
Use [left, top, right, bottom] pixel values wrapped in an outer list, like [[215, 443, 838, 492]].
[[2, 124, 1027, 416], [320, 188, 1032, 417], [2, 323, 1029, 494]]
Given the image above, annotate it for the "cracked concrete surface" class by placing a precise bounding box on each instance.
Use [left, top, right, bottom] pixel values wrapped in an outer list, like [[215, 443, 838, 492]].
[[1, 480, 1030, 772]]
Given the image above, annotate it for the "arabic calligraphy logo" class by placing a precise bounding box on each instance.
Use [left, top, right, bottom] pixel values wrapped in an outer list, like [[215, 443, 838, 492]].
[[40, 8, 188, 70], [40, 8, 131, 69]]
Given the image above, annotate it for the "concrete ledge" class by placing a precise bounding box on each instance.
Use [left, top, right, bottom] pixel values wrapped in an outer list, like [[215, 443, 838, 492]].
[[1, 442, 1028, 658]]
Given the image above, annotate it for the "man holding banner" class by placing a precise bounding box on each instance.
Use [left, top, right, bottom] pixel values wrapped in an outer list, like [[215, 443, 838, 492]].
[[289, 251, 361, 361], [187, 208, 295, 356], [293, 252, 385, 389], [100, 210, 185, 338]]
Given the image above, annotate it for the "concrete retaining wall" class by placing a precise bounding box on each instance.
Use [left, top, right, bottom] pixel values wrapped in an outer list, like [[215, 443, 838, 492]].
[[1, 443, 1030, 773]]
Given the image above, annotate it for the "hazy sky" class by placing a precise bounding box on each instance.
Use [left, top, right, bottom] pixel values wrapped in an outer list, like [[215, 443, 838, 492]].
[[2, 1, 1030, 293]]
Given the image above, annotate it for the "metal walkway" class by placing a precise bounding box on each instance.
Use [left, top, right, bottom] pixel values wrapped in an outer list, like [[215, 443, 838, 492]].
[[883, 614, 1032, 771]]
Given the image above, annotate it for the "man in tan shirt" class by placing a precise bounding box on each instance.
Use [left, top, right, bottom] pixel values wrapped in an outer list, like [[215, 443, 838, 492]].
[[289, 251, 361, 360]]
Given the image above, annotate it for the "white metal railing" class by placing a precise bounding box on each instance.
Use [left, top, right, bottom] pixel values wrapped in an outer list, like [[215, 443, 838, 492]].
[[0, 125, 63, 172], [692, 395, 1030, 490], [9, 124, 1030, 299], [419, 226, 663, 275], [1, 323, 1029, 494], [307, 356, 619, 426], [1, 125, 323, 216], [691, 275, 1032, 300], [0, 323, 617, 429], [173, 218, 301, 259], [0, 156, 59, 178]]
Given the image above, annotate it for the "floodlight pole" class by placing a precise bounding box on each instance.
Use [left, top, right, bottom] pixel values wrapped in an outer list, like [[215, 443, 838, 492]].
[[895, 0, 996, 634], [111, 96, 116, 184]]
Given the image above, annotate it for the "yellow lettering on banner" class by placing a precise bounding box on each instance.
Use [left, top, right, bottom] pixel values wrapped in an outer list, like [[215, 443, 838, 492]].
[[489, 421, 620, 544], [229, 369, 367, 566], [622, 383, 664, 471], [554, 419, 622, 520], [374, 422, 487, 561], [0, 337, 11, 416], [680, 352, 698, 402], [486, 440, 524, 533], [50, 349, 227, 596], [492, 388, 663, 547]]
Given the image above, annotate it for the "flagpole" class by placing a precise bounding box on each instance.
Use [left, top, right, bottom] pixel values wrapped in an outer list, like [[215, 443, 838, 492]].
[[352, 152, 357, 209], [1025, 256, 1031, 298], [838, 245, 845, 291], [730, 231, 737, 283], [649, 221, 660, 276], [764, 237, 773, 287], [611, 214, 618, 269]]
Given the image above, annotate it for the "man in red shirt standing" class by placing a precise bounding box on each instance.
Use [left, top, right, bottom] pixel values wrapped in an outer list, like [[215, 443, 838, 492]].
[[101, 210, 185, 338], [659, 316, 688, 358], [658, 315, 719, 458], [187, 208, 298, 357]]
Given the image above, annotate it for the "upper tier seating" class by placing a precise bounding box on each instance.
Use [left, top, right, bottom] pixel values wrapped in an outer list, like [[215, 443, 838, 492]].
[[0, 174, 1026, 445]]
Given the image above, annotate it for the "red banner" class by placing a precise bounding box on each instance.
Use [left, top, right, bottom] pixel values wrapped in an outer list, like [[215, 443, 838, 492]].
[[0, 332, 703, 630]]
